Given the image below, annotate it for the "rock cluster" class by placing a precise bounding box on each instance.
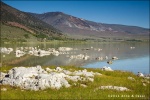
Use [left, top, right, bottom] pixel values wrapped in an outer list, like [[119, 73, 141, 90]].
[[98, 86, 130, 91], [0, 65, 101, 91], [1, 47, 75, 58], [70, 54, 90, 60], [58, 47, 73, 51], [1, 47, 121, 62]]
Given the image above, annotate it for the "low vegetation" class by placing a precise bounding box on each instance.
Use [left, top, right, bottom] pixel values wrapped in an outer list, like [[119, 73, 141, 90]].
[[1, 66, 149, 99], [1, 24, 38, 43]]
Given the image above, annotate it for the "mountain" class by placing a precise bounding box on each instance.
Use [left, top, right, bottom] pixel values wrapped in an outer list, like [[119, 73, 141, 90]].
[[29, 12, 149, 40], [1, 2, 64, 42]]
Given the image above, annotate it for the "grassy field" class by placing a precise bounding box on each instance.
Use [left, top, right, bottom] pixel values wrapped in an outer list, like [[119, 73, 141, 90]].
[[1, 23, 149, 44], [0, 66, 149, 99], [1, 24, 38, 42]]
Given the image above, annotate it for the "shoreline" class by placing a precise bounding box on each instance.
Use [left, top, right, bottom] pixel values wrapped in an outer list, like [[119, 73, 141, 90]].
[[1, 39, 149, 45]]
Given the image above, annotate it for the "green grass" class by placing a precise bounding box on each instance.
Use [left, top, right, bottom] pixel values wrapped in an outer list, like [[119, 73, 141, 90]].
[[1, 24, 38, 43], [0, 66, 150, 99]]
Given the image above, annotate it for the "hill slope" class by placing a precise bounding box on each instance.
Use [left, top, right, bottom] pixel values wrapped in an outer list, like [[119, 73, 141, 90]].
[[1, 2, 64, 42], [30, 12, 149, 40]]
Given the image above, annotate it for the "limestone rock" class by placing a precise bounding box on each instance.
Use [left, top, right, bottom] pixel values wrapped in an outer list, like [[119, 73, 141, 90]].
[[0, 66, 101, 91]]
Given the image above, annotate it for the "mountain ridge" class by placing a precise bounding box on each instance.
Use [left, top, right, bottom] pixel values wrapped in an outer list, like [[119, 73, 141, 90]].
[[1, 2, 64, 42], [29, 12, 149, 29], [29, 11, 149, 39], [1, 1, 149, 42]]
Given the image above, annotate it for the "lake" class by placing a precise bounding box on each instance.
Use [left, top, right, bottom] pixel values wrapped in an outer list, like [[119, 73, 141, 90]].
[[1, 42, 149, 74]]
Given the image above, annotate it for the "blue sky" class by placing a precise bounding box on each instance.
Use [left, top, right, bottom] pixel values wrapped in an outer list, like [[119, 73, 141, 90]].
[[2, 0, 149, 28]]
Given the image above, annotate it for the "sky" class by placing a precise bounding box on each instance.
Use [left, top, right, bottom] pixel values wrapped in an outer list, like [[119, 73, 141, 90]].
[[2, 0, 150, 28]]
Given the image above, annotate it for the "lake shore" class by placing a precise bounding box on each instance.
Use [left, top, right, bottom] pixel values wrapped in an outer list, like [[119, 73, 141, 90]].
[[0, 65, 149, 99]]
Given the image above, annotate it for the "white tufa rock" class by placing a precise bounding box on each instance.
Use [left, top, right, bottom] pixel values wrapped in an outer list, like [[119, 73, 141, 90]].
[[112, 56, 118, 60], [80, 84, 87, 88], [96, 57, 103, 60], [137, 72, 144, 77], [45, 68, 53, 72], [0, 47, 13, 54], [144, 74, 150, 79], [58, 47, 73, 51], [128, 76, 135, 81], [94, 72, 102, 76], [70, 54, 89, 60], [0, 66, 102, 91], [101, 66, 113, 71], [100, 86, 130, 91], [55, 67, 63, 72], [143, 83, 146, 86], [1, 88, 7, 91], [15, 50, 25, 57], [0, 72, 7, 80], [130, 47, 135, 49]]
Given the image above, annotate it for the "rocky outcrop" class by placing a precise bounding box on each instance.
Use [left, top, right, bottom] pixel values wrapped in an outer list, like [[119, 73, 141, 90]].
[[0, 65, 102, 91]]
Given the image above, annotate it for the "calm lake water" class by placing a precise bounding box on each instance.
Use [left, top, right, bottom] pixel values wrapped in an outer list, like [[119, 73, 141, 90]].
[[1, 42, 149, 74]]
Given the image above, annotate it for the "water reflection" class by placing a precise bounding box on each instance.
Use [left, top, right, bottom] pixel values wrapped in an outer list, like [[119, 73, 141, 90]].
[[1, 42, 149, 74], [84, 56, 149, 74]]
